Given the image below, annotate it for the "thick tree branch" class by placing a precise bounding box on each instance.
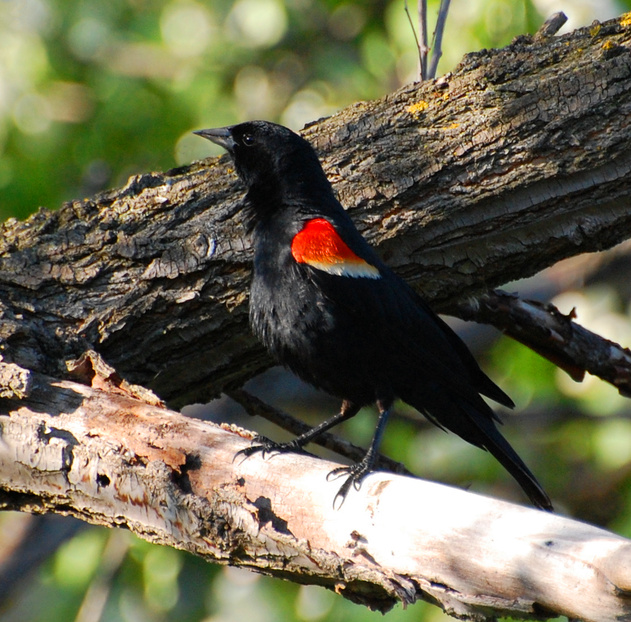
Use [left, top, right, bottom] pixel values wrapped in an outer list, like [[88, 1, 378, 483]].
[[0, 15, 630, 406], [1, 361, 630, 621]]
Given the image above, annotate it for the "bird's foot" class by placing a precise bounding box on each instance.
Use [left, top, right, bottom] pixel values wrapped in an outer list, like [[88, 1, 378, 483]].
[[234, 435, 304, 462], [327, 459, 374, 509]]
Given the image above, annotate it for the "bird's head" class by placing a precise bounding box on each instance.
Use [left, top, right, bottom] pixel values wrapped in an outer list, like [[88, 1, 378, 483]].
[[194, 121, 327, 200]]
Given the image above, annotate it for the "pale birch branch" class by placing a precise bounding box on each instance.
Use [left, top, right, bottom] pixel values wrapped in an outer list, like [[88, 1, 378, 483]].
[[1, 361, 630, 621]]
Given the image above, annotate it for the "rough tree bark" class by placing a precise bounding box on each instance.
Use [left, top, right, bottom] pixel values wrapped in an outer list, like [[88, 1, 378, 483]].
[[1, 14, 630, 405], [2, 13, 631, 622]]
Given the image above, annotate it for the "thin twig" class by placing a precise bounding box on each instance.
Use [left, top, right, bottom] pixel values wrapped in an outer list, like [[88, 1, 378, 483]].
[[404, 0, 423, 80], [418, 0, 429, 80], [428, 0, 451, 79]]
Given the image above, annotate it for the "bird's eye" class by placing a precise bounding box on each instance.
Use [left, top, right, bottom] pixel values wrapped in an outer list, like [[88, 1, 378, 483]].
[[242, 133, 255, 146]]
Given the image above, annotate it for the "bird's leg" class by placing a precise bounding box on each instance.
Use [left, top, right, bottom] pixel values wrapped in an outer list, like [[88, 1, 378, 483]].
[[327, 398, 392, 509], [235, 400, 360, 460]]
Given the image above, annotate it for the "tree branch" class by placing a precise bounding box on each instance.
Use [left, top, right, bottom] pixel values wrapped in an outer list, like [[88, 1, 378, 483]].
[[458, 290, 631, 396], [1, 16, 630, 406], [1, 361, 630, 621]]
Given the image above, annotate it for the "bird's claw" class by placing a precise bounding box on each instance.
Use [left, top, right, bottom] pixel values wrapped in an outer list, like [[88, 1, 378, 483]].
[[327, 462, 373, 509], [234, 436, 303, 463]]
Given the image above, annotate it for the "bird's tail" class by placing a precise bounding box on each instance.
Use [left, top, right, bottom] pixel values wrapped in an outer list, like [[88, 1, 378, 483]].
[[462, 402, 553, 511], [409, 389, 553, 510]]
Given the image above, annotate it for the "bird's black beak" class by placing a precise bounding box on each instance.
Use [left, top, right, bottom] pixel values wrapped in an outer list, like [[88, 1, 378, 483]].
[[193, 127, 235, 152]]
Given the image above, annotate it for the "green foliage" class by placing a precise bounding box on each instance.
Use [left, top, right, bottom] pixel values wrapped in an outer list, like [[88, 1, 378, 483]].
[[0, 0, 548, 221]]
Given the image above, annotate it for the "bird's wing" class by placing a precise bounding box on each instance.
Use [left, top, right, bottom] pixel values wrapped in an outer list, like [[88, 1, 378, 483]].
[[306, 262, 508, 413]]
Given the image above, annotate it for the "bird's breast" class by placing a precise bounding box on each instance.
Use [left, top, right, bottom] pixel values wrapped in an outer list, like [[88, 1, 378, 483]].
[[248, 252, 391, 404]]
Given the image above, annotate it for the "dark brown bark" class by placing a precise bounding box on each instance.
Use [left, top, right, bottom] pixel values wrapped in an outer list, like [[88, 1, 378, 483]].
[[0, 15, 630, 406], [458, 290, 631, 396]]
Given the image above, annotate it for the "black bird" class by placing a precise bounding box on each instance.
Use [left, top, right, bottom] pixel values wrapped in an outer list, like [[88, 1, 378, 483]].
[[195, 120, 552, 511]]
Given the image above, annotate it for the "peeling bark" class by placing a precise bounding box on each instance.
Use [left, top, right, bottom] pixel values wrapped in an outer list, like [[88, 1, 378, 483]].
[[1, 364, 630, 621]]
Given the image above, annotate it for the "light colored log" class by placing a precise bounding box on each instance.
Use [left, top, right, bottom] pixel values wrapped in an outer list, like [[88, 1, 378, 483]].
[[1, 365, 629, 620]]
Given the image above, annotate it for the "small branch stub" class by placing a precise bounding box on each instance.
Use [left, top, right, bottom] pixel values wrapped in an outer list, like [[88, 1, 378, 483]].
[[535, 12, 568, 39]]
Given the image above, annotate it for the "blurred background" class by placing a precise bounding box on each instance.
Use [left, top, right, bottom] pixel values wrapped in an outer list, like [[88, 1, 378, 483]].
[[1, 0, 631, 621]]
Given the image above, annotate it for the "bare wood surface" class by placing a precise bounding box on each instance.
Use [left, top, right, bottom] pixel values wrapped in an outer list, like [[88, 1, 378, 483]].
[[1, 363, 630, 621], [0, 15, 630, 406]]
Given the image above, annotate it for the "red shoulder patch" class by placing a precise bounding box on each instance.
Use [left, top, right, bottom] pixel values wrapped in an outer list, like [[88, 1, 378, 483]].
[[291, 218, 380, 278]]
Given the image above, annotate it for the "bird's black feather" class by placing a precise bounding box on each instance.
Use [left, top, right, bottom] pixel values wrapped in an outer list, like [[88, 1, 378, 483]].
[[195, 120, 552, 511]]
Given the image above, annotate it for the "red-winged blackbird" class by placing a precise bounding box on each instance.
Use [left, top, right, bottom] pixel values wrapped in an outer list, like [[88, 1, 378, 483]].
[[195, 121, 552, 511]]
